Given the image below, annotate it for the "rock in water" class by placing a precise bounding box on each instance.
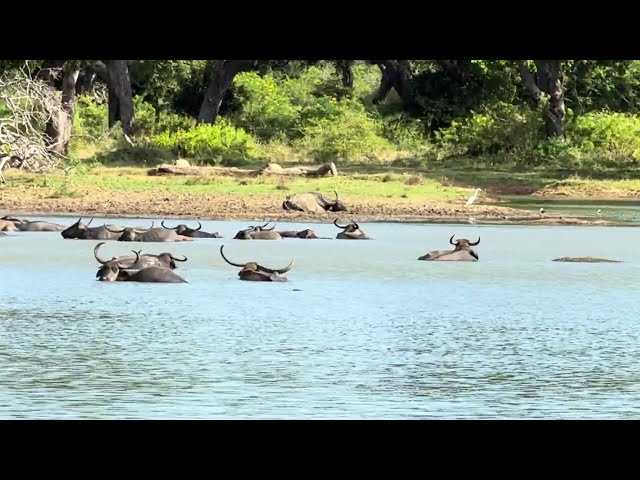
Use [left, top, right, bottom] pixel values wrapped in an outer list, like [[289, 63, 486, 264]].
[[552, 256, 622, 263]]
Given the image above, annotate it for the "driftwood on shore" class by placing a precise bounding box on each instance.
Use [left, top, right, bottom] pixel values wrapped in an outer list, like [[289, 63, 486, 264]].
[[148, 161, 338, 178]]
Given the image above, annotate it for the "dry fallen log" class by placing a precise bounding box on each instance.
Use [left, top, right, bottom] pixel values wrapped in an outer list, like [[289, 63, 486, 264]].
[[148, 161, 338, 178]]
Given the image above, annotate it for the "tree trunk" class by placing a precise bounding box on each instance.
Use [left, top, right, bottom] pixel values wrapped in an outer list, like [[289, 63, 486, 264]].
[[75, 72, 96, 96], [106, 60, 135, 136], [337, 60, 354, 89], [197, 60, 258, 125], [517, 60, 542, 108], [535, 60, 566, 138], [371, 60, 413, 106], [45, 63, 80, 154]]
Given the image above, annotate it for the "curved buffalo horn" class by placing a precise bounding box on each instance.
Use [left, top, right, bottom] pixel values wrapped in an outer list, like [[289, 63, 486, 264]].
[[319, 190, 339, 206], [258, 259, 294, 275], [219, 245, 248, 268], [169, 253, 188, 262], [334, 219, 348, 229], [93, 242, 112, 264], [449, 235, 457, 245], [469, 237, 481, 246], [104, 224, 126, 233], [262, 223, 276, 231], [134, 221, 155, 233], [351, 220, 360, 230], [161, 221, 176, 230], [195, 220, 202, 231], [86, 217, 94, 227], [118, 250, 140, 269]]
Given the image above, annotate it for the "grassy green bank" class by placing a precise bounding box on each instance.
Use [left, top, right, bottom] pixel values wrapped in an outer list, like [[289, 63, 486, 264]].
[[2, 161, 640, 225]]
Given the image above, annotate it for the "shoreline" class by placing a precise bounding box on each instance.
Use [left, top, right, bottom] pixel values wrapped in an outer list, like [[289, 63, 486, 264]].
[[2, 166, 639, 227], [3, 205, 633, 228]]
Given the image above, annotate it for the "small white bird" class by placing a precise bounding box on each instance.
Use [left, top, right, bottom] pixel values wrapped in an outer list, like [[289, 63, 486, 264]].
[[539, 207, 545, 218], [465, 188, 482, 206], [597, 209, 602, 217]]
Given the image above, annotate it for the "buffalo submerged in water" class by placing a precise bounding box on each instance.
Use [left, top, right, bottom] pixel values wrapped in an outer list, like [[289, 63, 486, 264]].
[[2, 215, 65, 232], [160, 220, 222, 238], [233, 223, 282, 240], [219, 245, 294, 282], [418, 235, 480, 262], [104, 222, 193, 242], [61, 217, 128, 240], [93, 243, 188, 283]]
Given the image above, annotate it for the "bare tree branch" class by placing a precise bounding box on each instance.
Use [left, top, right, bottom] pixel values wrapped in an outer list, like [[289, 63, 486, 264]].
[[0, 63, 69, 182]]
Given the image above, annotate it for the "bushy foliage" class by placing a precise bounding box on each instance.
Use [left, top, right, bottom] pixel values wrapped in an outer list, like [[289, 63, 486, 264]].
[[73, 95, 109, 139], [436, 102, 543, 156], [151, 119, 259, 166], [54, 59, 640, 171], [567, 111, 640, 166]]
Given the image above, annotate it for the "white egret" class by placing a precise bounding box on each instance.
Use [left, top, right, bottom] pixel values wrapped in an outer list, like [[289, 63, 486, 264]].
[[465, 188, 482, 206], [539, 207, 545, 218], [597, 209, 602, 217]]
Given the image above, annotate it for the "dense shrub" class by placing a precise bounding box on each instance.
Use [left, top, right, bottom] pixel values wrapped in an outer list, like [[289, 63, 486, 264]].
[[568, 111, 640, 165], [436, 102, 543, 156], [151, 119, 259, 166]]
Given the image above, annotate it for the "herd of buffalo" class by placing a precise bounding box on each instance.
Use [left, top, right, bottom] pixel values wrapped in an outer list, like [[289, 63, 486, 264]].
[[0, 214, 483, 283]]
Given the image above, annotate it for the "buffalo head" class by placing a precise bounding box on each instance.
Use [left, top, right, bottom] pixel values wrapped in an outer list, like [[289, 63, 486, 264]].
[[161, 220, 201, 236], [449, 234, 480, 250], [61, 217, 94, 239], [104, 221, 155, 241], [233, 222, 277, 240], [219, 245, 293, 281], [157, 252, 188, 269], [318, 190, 347, 212], [94, 242, 140, 281], [334, 219, 370, 239]]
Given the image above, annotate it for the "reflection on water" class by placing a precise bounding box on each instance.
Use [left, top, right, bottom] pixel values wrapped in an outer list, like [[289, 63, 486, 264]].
[[1, 215, 640, 418]]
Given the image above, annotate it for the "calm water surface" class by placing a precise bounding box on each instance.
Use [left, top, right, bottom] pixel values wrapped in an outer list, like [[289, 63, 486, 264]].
[[1, 215, 640, 419]]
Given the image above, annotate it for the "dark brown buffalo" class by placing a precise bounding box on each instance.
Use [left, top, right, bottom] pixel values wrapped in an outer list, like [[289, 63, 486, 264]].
[[2, 215, 65, 232], [418, 235, 480, 262], [333, 219, 371, 240], [282, 190, 348, 214], [61, 217, 126, 240], [161, 220, 222, 238], [94, 244, 188, 283], [233, 222, 282, 240], [104, 222, 193, 242], [219, 245, 293, 282]]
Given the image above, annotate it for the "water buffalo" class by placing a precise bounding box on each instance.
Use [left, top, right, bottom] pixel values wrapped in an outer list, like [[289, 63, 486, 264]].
[[0, 220, 17, 232], [233, 223, 282, 240], [2, 215, 65, 232], [161, 220, 222, 238], [277, 228, 331, 239], [94, 244, 188, 283], [104, 222, 193, 242], [333, 219, 370, 240], [61, 217, 127, 240], [418, 235, 480, 261], [219, 245, 293, 282], [282, 190, 348, 214], [93, 242, 188, 269]]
